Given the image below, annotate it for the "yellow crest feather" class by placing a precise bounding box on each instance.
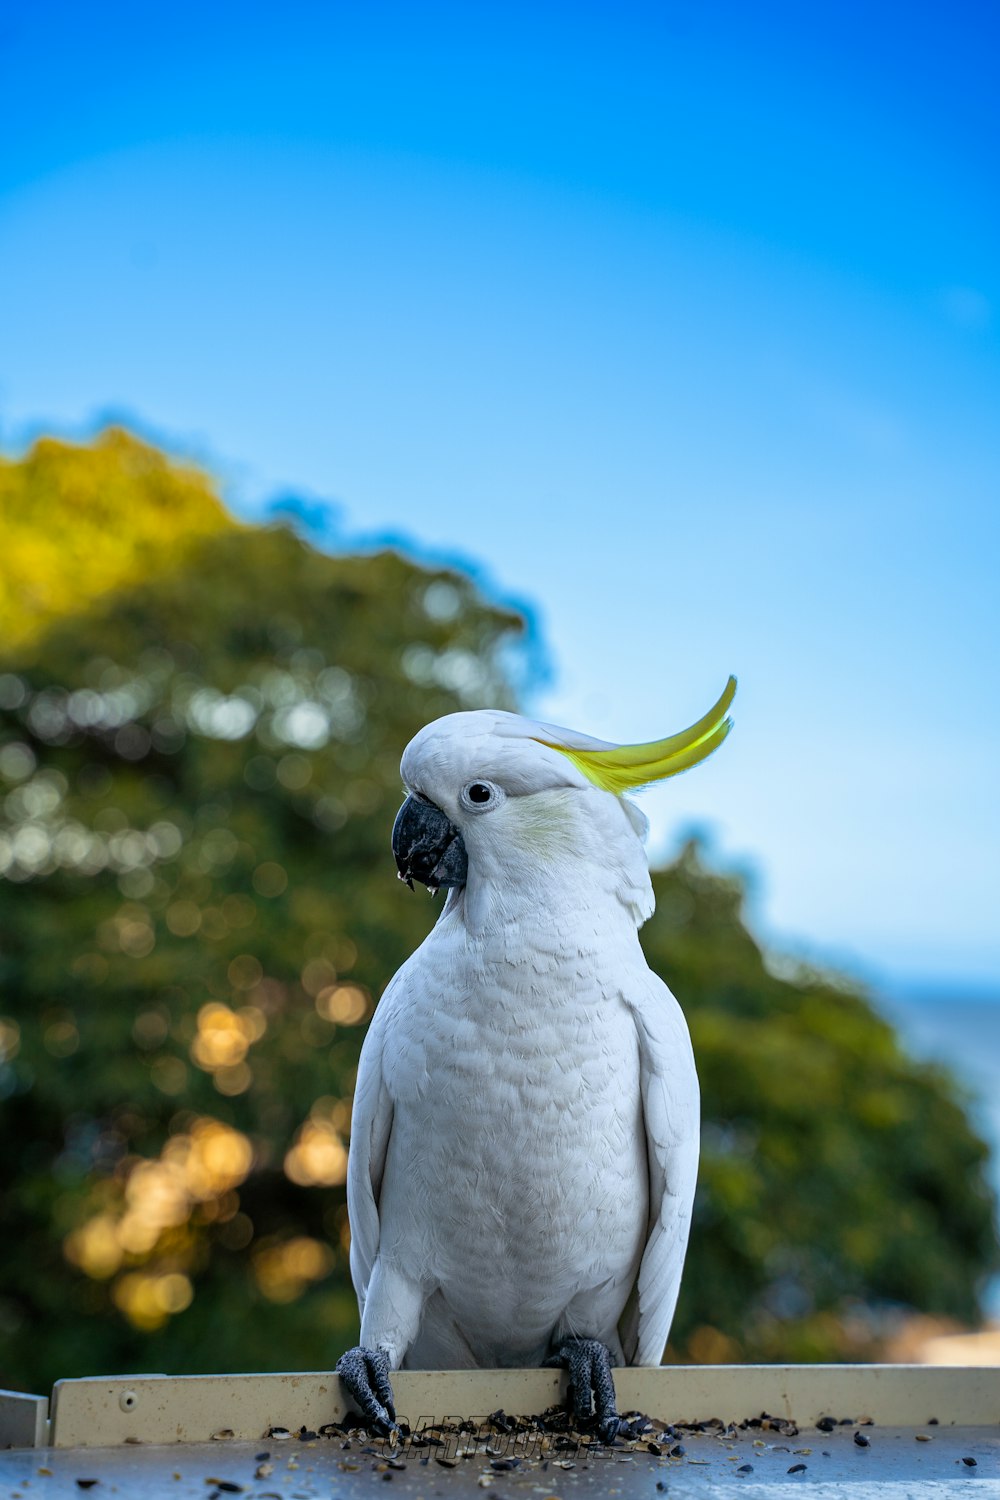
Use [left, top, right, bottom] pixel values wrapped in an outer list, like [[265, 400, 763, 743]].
[[536, 676, 736, 795]]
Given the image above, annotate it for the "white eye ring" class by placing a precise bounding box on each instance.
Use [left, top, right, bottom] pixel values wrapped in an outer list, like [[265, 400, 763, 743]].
[[460, 779, 504, 813]]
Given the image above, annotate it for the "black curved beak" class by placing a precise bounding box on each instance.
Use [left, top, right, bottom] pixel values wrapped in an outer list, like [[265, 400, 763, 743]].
[[392, 795, 468, 892]]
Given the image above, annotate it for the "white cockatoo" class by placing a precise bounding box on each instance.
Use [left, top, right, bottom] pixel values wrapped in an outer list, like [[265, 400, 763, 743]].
[[336, 679, 735, 1436]]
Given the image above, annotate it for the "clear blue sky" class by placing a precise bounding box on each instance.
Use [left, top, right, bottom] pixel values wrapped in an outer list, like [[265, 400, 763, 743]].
[[1, 1, 998, 993]]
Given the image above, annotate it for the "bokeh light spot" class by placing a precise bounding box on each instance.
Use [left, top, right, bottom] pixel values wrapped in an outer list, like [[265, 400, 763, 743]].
[[301, 958, 336, 997], [150, 1056, 188, 1095], [228, 954, 264, 990], [315, 984, 371, 1026], [252, 1236, 334, 1303], [166, 900, 202, 937], [284, 1108, 349, 1187], [43, 1019, 80, 1057], [277, 752, 312, 790], [0, 1018, 21, 1062], [252, 861, 288, 898], [221, 893, 257, 928]]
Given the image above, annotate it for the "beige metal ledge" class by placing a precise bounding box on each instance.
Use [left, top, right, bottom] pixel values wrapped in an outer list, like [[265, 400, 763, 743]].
[[33, 1363, 1000, 1448], [0, 1388, 49, 1449]]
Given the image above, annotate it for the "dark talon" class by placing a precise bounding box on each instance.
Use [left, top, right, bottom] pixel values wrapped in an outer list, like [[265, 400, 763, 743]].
[[545, 1337, 622, 1441], [335, 1346, 398, 1435]]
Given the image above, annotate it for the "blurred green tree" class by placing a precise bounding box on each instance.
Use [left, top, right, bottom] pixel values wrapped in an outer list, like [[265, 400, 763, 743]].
[[643, 846, 999, 1362], [0, 430, 996, 1392], [0, 428, 233, 654]]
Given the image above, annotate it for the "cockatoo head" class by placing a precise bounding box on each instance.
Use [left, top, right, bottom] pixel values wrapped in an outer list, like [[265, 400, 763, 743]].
[[392, 678, 735, 930]]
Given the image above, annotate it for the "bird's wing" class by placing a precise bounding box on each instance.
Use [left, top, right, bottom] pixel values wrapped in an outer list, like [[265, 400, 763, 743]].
[[620, 971, 700, 1366], [346, 996, 395, 1319]]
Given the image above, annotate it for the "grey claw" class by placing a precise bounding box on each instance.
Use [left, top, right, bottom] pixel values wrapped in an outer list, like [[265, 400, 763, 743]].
[[547, 1337, 620, 1439], [336, 1346, 398, 1434]]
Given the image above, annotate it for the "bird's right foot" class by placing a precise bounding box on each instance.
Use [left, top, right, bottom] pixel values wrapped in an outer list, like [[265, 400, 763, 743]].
[[545, 1337, 624, 1444], [335, 1345, 398, 1436]]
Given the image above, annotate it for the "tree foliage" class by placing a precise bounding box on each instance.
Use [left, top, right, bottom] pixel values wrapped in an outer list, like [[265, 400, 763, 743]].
[[0, 430, 995, 1393], [643, 850, 999, 1361], [0, 429, 233, 655]]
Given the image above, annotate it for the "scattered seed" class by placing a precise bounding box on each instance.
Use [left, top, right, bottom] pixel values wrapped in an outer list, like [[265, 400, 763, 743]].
[[793, 1447, 812, 1455], [854, 1432, 870, 1448], [915, 1434, 933, 1442], [255, 1463, 274, 1478], [210, 1429, 235, 1441], [38, 1468, 53, 1476], [787, 1463, 807, 1473]]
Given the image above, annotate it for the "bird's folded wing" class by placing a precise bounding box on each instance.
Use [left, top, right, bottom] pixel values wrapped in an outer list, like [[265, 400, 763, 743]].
[[621, 974, 700, 1366], [346, 1008, 395, 1316]]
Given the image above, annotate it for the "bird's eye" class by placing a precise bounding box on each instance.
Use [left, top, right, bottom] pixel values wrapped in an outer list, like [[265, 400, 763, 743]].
[[461, 779, 503, 812]]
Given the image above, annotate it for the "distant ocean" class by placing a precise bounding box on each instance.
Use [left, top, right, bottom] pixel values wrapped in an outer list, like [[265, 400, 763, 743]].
[[878, 988, 1000, 1318]]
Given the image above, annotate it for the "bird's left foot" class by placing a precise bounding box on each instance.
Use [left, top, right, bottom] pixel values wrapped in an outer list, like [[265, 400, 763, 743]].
[[545, 1337, 625, 1443], [335, 1345, 398, 1436]]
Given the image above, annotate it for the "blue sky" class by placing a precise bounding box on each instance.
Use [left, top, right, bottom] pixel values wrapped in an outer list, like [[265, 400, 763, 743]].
[[1, 1, 998, 993]]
